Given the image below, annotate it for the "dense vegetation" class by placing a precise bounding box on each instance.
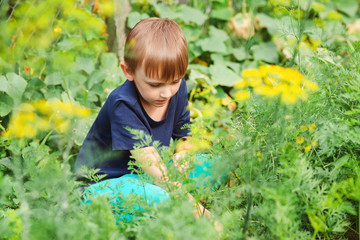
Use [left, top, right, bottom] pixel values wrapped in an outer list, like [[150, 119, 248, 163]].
[[1, 0, 360, 239]]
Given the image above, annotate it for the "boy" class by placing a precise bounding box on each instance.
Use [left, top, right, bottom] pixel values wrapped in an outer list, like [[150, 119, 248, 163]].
[[75, 18, 212, 218]]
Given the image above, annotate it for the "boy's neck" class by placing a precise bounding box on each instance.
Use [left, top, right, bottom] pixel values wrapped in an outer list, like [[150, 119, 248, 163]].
[[140, 98, 170, 122]]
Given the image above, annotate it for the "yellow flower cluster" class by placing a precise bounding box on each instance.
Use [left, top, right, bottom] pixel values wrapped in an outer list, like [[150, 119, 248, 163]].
[[2, 100, 90, 139], [234, 65, 318, 104], [295, 123, 318, 153]]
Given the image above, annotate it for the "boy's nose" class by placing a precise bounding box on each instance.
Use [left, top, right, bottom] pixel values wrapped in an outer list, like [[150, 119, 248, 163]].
[[160, 87, 172, 98]]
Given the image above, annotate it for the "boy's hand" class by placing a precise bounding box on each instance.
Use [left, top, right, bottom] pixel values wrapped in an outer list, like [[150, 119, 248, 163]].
[[175, 136, 193, 152]]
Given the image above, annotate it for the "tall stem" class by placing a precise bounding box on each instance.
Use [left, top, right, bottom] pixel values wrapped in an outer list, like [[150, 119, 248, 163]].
[[241, 193, 253, 239]]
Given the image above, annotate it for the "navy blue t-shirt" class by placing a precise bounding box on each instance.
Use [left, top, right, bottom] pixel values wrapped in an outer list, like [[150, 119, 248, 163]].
[[75, 78, 190, 179]]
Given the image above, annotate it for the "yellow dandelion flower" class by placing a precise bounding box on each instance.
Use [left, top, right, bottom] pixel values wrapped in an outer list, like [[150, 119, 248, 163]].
[[303, 80, 319, 90], [53, 101, 74, 116], [247, 78, 263, 88], [201, 104, 217, 118], [54, 27, 62, 33], [242, 69, 260, 78], [257, 151, 263, 162], [234, 80, 248, 89], [283, 67, 304, 85], [254, 85, 279, 98], [289, 85, 307, 100], [304, 144, 311, 153], [311, 140, 318, 147], [235, 91, 251, 101], [308, 123, 316, 133], [241, 65, 317, 105], [311, 3, 326, 12], [264, 76, 277, 86], [259, 65, 271, 77], [326, 10, 342, 21], [300, 125, 307, 131], [100, 1, 114, 16], [295, 136, 305, 145], [313, 18, 325, 27], [55, 119, 71, 133], [33, 100, 52, 115], [75, 107, 91, 117], [281, 90, 298, 104], [36, 117, 52, 131]]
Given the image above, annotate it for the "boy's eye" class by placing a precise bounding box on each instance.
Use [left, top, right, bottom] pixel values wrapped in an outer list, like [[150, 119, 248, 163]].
[[171, 79, 181, 85], [149, 84, 161, 87]]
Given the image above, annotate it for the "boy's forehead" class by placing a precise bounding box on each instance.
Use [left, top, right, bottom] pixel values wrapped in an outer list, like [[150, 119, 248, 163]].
[[137, 64, 182, 82]]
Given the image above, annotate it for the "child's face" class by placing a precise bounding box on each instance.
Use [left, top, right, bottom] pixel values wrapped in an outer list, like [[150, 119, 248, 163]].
[[126, 64, 182, 109]]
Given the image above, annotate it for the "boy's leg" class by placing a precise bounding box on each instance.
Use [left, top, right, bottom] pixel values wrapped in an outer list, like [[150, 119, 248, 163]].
[[187, 154, 223, 190], [83, 174, 170, 221]]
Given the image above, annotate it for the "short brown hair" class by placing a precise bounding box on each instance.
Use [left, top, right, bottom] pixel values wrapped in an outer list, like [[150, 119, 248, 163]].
[[124, 18, 188, 82]]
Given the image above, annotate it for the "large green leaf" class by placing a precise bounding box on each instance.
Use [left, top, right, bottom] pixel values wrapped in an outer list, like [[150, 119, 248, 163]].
[[0, 94, 14, 117], [334, 0, 358, 17], [248, 0, 267, 8], [87, 70, 107, 89], [154, 4, 207, 26], [229, 47, 251, 61], [0, 76, 6, 92], [177, 5, 207, 25], [197, 37, 227, 53], [154, 4, 179, 19], [252, 42, 279, 63], [210, 8, 232, 21], [71, 118, 94, 146], [257, 13, 278, 35], [127, 11, 150, 29], [211, 53, 240, 73], [72, 57, 94, 75], [0, 73, 27, 105], [45, 72, 63, 86], [209, 64, 240, 87], [209, 26, 229, 42], [100, 53, 124, 84]]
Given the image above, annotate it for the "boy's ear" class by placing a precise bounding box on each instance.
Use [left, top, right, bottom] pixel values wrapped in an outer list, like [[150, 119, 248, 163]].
[[120, 62, 135, 81]]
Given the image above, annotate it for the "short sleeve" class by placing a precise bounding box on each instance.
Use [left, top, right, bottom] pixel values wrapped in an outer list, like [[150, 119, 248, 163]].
[[110, 101, 151, 150], [172, 79, 191, 139]]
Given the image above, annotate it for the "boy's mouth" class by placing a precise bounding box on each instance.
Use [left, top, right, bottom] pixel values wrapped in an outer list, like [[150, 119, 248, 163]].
[[156, 99, 168, 105]]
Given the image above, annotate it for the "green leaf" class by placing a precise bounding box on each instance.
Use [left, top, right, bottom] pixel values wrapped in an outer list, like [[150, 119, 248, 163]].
[[252, 42, 279, 63], [0, 76, 7, 92], [154, 4, 179, 19], [45, 72, 63, 85], [334, 0, 358, 17], [127, 11, 150, 29], [210, 8, 232, 21], [197, 37, 227, 53], [248, 0, 267, 8], [100, 53, 123, 84], [71, 118, 94, 146], [211, 53, 240, 73], [1, 73, 27, 105], [154, 4, 207, 25], [57, 39, 75, 51], [66, 73, 87, 92], [182, 25, 202, 42], [0, 94, 14, 117], [72, 57, 94, 75], [209, 26, 229, 42], [229, 47, 251, 61], [257, 13, 278, 35], [0, 157, 14, 171], [209, 64, 240, 86], [87, 70, 106, 89], [177, 5, 207, 25]]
